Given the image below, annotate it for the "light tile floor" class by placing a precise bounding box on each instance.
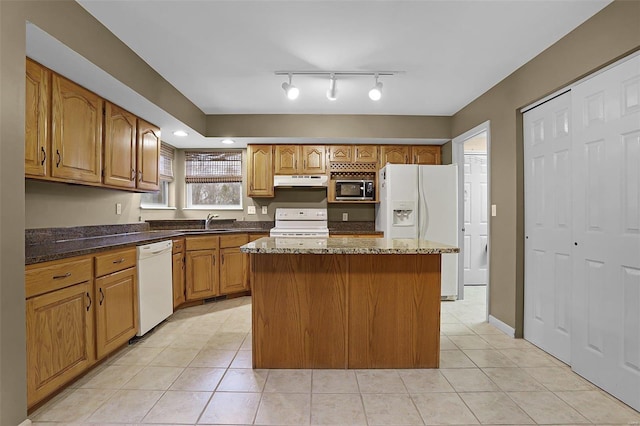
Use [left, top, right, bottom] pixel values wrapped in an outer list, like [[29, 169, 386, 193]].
[[31, 286, 640, 425]]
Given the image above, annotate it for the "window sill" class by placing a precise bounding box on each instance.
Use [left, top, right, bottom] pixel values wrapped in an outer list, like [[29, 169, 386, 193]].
[[140, 206, 177, 210], [183, 207, 243, 211]]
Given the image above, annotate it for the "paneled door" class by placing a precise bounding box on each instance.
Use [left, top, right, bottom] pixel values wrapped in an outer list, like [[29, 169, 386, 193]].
[[463, 153, 488, 285], [571, 55, 640, 411], [523, 91, 573, 364]]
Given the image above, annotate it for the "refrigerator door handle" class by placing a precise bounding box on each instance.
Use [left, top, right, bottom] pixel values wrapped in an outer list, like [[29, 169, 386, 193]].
[[418, 170, 428, 240]]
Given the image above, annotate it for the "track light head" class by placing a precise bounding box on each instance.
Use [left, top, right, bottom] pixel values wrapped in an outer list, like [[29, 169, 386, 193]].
[[282, 74, 299, 100], [326, 74, 337, 101], [369, 75, 383, 101]]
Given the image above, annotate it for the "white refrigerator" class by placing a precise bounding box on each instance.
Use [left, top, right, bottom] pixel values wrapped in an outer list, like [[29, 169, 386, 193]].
[[375, 164, 459, 299]]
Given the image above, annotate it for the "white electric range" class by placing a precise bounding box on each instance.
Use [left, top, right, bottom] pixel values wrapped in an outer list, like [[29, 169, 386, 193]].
[[269, 208, 329, 238]]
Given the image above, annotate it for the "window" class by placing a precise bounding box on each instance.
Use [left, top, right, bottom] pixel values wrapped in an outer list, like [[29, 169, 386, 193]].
[[185, 151, 243, 209], [140, 143, 174, 208]]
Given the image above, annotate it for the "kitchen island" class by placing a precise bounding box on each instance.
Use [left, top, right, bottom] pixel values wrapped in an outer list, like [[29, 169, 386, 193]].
[[241, 237, 459, 369]]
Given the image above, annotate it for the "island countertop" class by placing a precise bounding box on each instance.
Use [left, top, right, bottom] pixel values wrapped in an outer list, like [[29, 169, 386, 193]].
[[241, 237, 459, 255]]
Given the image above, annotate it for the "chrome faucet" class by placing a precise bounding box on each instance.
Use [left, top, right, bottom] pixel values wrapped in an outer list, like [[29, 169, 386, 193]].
[[205, 213, 219, 229]]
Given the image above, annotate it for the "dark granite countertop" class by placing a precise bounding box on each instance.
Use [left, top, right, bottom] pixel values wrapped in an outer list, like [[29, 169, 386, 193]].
[[26, 221, 382, 265]]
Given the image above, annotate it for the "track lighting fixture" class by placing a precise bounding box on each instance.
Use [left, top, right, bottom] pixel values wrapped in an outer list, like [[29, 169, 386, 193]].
[[326, 73, 337, 101], [275, 70, 400, 101], [281, 73, 299, 100], [369, 74, 383, 101]]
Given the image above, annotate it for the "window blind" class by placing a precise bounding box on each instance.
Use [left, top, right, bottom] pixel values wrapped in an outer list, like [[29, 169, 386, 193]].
[[185, 151, 242, 184], [160, 143, 175, 181]]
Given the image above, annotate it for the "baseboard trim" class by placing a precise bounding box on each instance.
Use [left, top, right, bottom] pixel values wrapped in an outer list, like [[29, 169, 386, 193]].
[[489, 315, 515, 337], [19, 419, 32, 426]]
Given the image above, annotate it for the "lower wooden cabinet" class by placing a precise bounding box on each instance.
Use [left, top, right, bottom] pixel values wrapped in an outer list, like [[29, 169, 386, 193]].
[[186, 249, 219, 300], [220, 234, 249, 294], [26, 281, 94, 408], [95, 267, 138, 359], [172, 238, 186, 309]]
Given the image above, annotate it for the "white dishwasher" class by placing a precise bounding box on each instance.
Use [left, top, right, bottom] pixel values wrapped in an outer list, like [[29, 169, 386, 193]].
[[137, 240, 173, 336]]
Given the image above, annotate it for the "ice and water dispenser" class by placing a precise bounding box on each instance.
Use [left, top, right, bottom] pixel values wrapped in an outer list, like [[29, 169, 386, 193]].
[[392, 201, 415, 227]]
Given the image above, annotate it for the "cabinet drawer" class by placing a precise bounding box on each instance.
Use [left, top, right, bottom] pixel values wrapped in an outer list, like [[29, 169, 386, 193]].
[[26, 257, 92, 298], [172, 238, 185, 254], [94, 248, 136, 277], [220, 234, 249, 248], [186, 236, 219, 251]]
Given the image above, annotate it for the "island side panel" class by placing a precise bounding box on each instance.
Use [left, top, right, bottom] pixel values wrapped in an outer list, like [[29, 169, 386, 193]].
[[348, 254, 441, 368], [251, 254, 347, 368]]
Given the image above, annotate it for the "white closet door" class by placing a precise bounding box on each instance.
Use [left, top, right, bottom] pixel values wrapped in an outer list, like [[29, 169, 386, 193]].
[[571, 55, 640, 411], [523, 91, 573, 364], [463, 153, 488, 285]]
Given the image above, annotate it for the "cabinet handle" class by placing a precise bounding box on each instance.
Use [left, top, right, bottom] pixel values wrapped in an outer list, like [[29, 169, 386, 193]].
[[414, 155, 417, 163], [86, 292, 92, 311], [56, 150, 61, 167], [112, 258, 125, 264], [99, 288, 104, 305], [40, 147, 47, 165], [221, 254, 224, 264], [303, 159, 306, 170], [182, 258, 185, 270], [405, 154, 409, 163], [213, 257, 216, 266], [52, 272, 71, 279], [138, 170, 142, 181], [131, 169, 136, 181]]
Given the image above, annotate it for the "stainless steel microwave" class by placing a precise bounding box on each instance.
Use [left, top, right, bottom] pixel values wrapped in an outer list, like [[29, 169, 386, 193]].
[[335, 180, 375, 201]]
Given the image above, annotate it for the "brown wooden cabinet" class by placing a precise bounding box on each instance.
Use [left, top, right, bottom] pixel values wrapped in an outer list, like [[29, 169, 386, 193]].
[[411, 145, 442, 165], [94, 248, 138, 360], [379, 145, 410, 167], [51, 74, 103, 184], [354, 145, 378, 163], [25, 256, 95, 408], [25, 59, 50, 178], [103, 102, 137, 189], [172, 238, 185, 309], [247, 144, 274, 197], [136, 119, 160, 191], [185, 236, 220, 300], [328, 145, 353, 162], [220, 234, 249, 295], [275, 145, 326, 174]]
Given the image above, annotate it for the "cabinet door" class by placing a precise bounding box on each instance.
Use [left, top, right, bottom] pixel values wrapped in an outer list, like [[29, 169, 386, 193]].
[[274, 145, 298, 174], [247, 144, 274, 197], [379, 145, 410, 167], [25, 59, 50, 178], [329, 145, 353, 162], [51, 74, 102, 183], [104, 102, 137, 188], [300, 145, 326, 174], [220, 247, 248, 294], [411, 145, 442, 165], [26, 282, 94, 408], [354, 145, 378, 163], [136, 119, 160, 191], [95, 268, 138, 359], [186, 249, 219, 300], [172, 252, 185, 309]]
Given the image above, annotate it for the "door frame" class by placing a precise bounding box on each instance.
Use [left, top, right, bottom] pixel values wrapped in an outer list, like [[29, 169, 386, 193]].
[[452, 120, 490, 319]]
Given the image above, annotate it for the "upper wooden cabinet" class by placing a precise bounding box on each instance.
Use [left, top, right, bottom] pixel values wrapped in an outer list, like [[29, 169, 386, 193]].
[[411, 145, 442, 165], [274, 145, 326, 174], [329, 145, 353, 162], [354, 145, 378, 163], [379, 145, 410, 166], [136, 119, 161, 191], [51, 74, 103, 184], [103, 102, 137, 189], [247, 144, 274, 197], [25, 59, 50, 178]]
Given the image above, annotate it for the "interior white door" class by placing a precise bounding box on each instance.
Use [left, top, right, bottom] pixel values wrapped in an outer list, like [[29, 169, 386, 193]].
[[523, 91, 573, 364], [571, 55, 640, 411], [463, 153, 488, 285]]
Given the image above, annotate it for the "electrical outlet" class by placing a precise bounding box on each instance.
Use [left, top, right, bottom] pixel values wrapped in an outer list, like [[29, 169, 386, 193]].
[[116, 203, 122, 215], [342, 212, 348, 221], [247, 206, 256, 215], [261, 206, 268, 214]]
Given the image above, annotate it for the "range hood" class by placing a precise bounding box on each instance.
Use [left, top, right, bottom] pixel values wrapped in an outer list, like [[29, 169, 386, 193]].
[[274, 175, 328, 187]]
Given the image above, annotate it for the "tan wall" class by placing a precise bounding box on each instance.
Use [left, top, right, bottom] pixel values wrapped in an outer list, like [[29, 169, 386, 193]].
[[451, 0, 640, 334], [207, 114, 451, 139]]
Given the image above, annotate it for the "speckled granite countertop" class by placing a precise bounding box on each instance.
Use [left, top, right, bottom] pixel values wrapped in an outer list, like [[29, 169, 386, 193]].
[[241, 237, 459, 255], [26, 227, 269, 265]]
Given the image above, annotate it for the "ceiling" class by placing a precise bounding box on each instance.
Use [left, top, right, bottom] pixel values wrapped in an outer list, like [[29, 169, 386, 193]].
[[30, 1, 612, 147]]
